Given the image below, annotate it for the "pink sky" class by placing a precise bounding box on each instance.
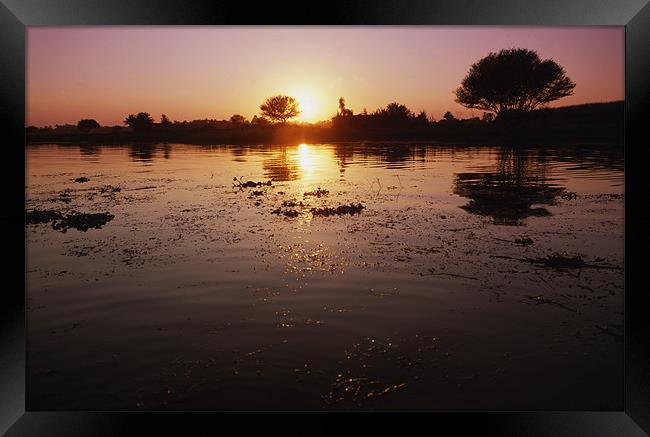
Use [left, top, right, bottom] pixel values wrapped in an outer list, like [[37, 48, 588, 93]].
[[27, 26, 624, 127]]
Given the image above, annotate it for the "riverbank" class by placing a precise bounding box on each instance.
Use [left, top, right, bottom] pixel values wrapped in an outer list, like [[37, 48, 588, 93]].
[[27, 101, 623, 147]]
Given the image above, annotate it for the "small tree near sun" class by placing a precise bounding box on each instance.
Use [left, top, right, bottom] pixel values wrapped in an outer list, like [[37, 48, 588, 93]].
[[259, 95, 300, 124]]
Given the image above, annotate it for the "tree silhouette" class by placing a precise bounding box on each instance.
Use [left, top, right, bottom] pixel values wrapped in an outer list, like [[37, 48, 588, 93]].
[[380, 102, 413, 118], [124, 112, 155, 131], [250, 115, 270, 126], [230, 114, 248, 124], [443, 111, 456, 121], [482, 112, 495, 123], [160, 114, 172, 126], [338, 97, 353, 116], [454, 48, 576, 117], [259, 95, 300, 124], [77, 119, 100, 132]]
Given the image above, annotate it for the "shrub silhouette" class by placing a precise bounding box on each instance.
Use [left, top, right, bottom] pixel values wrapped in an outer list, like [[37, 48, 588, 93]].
[[77, 119, 100, 132], [443, 111, 456, 121], [124, 112, 155, 131], [454, 48, 575, 118], [260, 95, 300, 124], [230, 114, 248, 125], [338, 97, 353, 116], [377, 102, 413, 119]]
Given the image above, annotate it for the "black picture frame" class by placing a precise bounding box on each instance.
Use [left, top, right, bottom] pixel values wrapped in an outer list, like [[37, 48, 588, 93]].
[[1, 0, 649, 435]]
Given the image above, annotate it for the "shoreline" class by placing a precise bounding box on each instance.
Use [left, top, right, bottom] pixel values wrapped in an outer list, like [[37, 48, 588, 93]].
[[26, 139, 623, 148]]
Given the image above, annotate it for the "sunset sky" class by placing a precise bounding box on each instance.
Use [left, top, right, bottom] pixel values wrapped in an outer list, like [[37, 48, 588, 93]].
[[27, 26, 624, 127]]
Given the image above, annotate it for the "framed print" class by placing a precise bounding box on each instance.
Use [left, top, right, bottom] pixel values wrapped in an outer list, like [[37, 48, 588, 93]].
[[1, 0, 650, 435]]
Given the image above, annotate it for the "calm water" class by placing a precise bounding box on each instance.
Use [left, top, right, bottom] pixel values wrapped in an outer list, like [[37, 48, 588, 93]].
[[26, 143, 624, 410]]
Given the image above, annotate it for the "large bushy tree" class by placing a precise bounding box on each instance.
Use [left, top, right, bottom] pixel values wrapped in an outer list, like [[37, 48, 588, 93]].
[[259, 95, 300, 124], [124, 112, 155, 131], [77, 119, 100, 132], [454, 48, 576, 117]]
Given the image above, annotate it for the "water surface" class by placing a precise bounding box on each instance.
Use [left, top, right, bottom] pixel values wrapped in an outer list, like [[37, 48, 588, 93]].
[[26, 143, 624, 410]]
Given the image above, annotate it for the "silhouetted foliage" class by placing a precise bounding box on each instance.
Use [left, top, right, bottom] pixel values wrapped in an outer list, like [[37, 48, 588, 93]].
[[77, 119, 100, 132], [377, 102, 413, 119], [443, 112, 456, 121], [124, 112, 155, 131], [26, 99, 622, 146], [454, 48, 576, 117], [230, 114, 248, 125], [482, 112, 495, 123], [260, 95, 300, 124], [250, 115, 270, 126], [160, 114, 172, 126], [338, 97, 353, 117]]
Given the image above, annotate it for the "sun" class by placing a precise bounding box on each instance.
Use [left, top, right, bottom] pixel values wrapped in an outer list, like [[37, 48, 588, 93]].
[[292, 90, 320, 122]]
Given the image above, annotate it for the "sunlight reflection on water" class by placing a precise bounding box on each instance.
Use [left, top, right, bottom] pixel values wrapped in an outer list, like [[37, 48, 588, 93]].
[[26, 143, 624, 410]]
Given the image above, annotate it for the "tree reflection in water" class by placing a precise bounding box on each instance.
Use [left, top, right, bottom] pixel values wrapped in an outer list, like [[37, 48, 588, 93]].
[[453, 147, 565, 225], [262, 147, 300, 182]]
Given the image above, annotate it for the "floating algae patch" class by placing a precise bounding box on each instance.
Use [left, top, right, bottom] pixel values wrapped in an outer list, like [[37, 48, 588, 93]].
[[514, 237, 534, 246], [232, 176, 272, 189], [303, 187, 329, 197], [523, 253, 588, 269], [26, 209, 64, 225], [26, 208, 114, 233], [521, 253, 621, 270], [53, 191, 73, 204], [281, 200, 305, 208], [271, 208, 301, 218], [311, 203, 365, 217], [52, 212, 115, 233], [99, 185, 121, 194], [527, 295, 577, 313]]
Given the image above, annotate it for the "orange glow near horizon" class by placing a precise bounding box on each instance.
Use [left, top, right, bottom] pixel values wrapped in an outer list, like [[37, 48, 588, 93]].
[[293, 92, 320, 122], [27, 27, 624, 127]]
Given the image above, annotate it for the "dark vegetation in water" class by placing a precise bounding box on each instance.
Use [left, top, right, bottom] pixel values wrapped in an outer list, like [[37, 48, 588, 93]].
[[524, 253, 589, 269], [521, 253, 621, 270], [232, 173, 364, 218], [271, 208, 301, 218], [26, 209, 64, 224], [281, 200, 305, 208], [233, 176, 272, 189], [514, 237, 534, 246], [492, 252, 623, 271], [26, 208, 114, 233], [304, 187, 329, 197], [52, 212, 115, 233], [72, 177, 90, 183], [54, 191, 72, 204], [528, 295, 577, 313], [99, 185, 121, 193], [311, 203, 365, 217]]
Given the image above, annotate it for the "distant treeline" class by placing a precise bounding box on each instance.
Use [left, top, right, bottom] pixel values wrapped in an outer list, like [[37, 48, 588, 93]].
[[27, 101, 623, 146]]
